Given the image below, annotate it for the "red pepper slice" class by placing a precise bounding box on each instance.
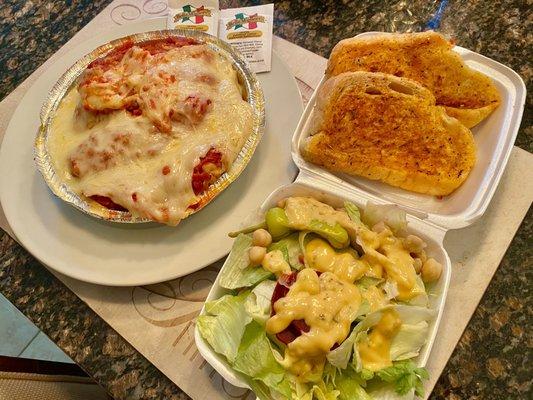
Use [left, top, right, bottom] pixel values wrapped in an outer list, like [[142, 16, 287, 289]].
[[270, 271, 311, 344]]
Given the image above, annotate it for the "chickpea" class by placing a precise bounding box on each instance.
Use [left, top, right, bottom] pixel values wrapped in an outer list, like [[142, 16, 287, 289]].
[[413, 257, 423, 273], [248, 246, 266, 266], [372, 221, 388, 233], [404, 235, 427, 253], [252, 228, 272, 247], [421, 258, 442, 283], [277, 198, 287, 208]]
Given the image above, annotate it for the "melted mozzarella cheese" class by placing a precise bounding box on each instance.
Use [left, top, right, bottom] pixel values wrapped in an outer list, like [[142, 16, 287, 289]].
[[49, 43, 253, 225]]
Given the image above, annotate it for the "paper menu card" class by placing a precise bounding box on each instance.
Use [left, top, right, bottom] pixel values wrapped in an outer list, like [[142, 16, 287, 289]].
[[219, 4, 274, 73]]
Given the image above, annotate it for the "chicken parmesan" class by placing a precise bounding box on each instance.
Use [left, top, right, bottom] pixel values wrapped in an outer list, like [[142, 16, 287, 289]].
[[48, 37, 254, 225]]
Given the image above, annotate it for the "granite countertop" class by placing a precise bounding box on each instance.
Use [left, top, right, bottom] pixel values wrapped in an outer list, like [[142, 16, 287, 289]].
[[0, 0, 531, 399]]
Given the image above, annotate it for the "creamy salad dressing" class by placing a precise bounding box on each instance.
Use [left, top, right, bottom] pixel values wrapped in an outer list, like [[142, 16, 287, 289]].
[[284, 197, 420, 301], [48, 43, 253, 224], [362, 286, 388, 312], [261, 249, 291, 276], [358, 229, 423, 301], [266, 267, 361, 379], [261, 197, 426, 381], [284, 197, 355, 233], [305, 238, 367, 282], [358, 309, 402, 371]]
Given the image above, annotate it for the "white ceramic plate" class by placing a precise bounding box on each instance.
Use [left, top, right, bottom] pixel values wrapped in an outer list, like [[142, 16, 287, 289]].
[[0, 18, 302, 286]]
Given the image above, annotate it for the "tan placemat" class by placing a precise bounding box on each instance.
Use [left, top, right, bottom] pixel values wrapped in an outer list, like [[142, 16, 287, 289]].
[[0, 2, 531, 399]]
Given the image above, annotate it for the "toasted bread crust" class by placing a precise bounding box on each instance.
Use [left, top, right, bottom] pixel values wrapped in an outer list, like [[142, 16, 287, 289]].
[[443, 103, 499, 128], [302, 72, 476, 196], [326, 32, 500, 127]]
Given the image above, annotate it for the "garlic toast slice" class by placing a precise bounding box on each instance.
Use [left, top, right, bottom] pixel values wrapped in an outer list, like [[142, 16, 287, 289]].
[[302, 72, 476, 196], [326, 31, 500, 128]]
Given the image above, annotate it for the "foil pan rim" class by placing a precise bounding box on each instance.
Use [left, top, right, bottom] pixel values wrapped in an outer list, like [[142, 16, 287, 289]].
[[35, 29, 265, 224]]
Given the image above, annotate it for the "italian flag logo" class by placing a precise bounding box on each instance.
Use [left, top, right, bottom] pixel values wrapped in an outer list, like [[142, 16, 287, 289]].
[[226, 12, 266, 30], [233, 12, 258, 29], [175, 4, 212, 24]]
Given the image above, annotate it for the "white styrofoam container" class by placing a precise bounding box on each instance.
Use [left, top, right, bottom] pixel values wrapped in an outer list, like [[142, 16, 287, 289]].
[[195, 180, 452, 390], [292, 33, 526, 230], [194, 33, 525, 394]]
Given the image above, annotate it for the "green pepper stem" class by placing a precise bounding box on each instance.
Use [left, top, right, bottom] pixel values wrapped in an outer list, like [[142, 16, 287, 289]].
[[228, 221, 267, 238]]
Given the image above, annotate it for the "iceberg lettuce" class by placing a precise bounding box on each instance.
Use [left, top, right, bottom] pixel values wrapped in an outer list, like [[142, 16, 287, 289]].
[[362, 203, 407, 234], [374, 360, 429, 398], [344, 202, 364, 227], [327, 312, 382, 369], [335, 368, 373, 400], [199, 295, 432, 399], [233, 321, 290, 397], [196, 291, 252, 363], [328, 305, 434, 371], [352, 306, 435, 371], [390, 322, 429, 361], [292, 379, 340, 400], [219, 234, 272, 289], [402, 276, 429, 307], [269, 233, 303, 270], [245, 280, 276, 325]]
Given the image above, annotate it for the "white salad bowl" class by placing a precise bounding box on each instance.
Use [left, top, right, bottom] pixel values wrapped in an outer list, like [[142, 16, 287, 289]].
[[194, 180, 452, 393]]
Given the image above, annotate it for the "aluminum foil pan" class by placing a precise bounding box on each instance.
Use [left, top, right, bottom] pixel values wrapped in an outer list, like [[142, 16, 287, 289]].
[[35, 29, 265, 224]]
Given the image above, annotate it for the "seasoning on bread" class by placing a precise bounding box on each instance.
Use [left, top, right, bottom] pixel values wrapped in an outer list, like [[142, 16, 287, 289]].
[[326, 31, 500, 128], [301, 72, 476, 196]]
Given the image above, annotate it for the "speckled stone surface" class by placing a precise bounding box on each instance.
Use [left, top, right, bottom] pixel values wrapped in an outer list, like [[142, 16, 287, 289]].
[[0, 235, 190, 400], [0, 1, 531, 399]]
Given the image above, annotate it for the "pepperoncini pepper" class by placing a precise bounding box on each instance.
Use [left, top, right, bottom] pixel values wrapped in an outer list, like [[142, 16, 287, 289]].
[[265, 207, 292, 239], [308, 220, 350, 249], [265, 207, 349, 249]]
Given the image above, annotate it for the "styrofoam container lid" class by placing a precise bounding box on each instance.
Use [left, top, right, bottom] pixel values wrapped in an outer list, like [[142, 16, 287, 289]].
[[291, 32, 526, 230]]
